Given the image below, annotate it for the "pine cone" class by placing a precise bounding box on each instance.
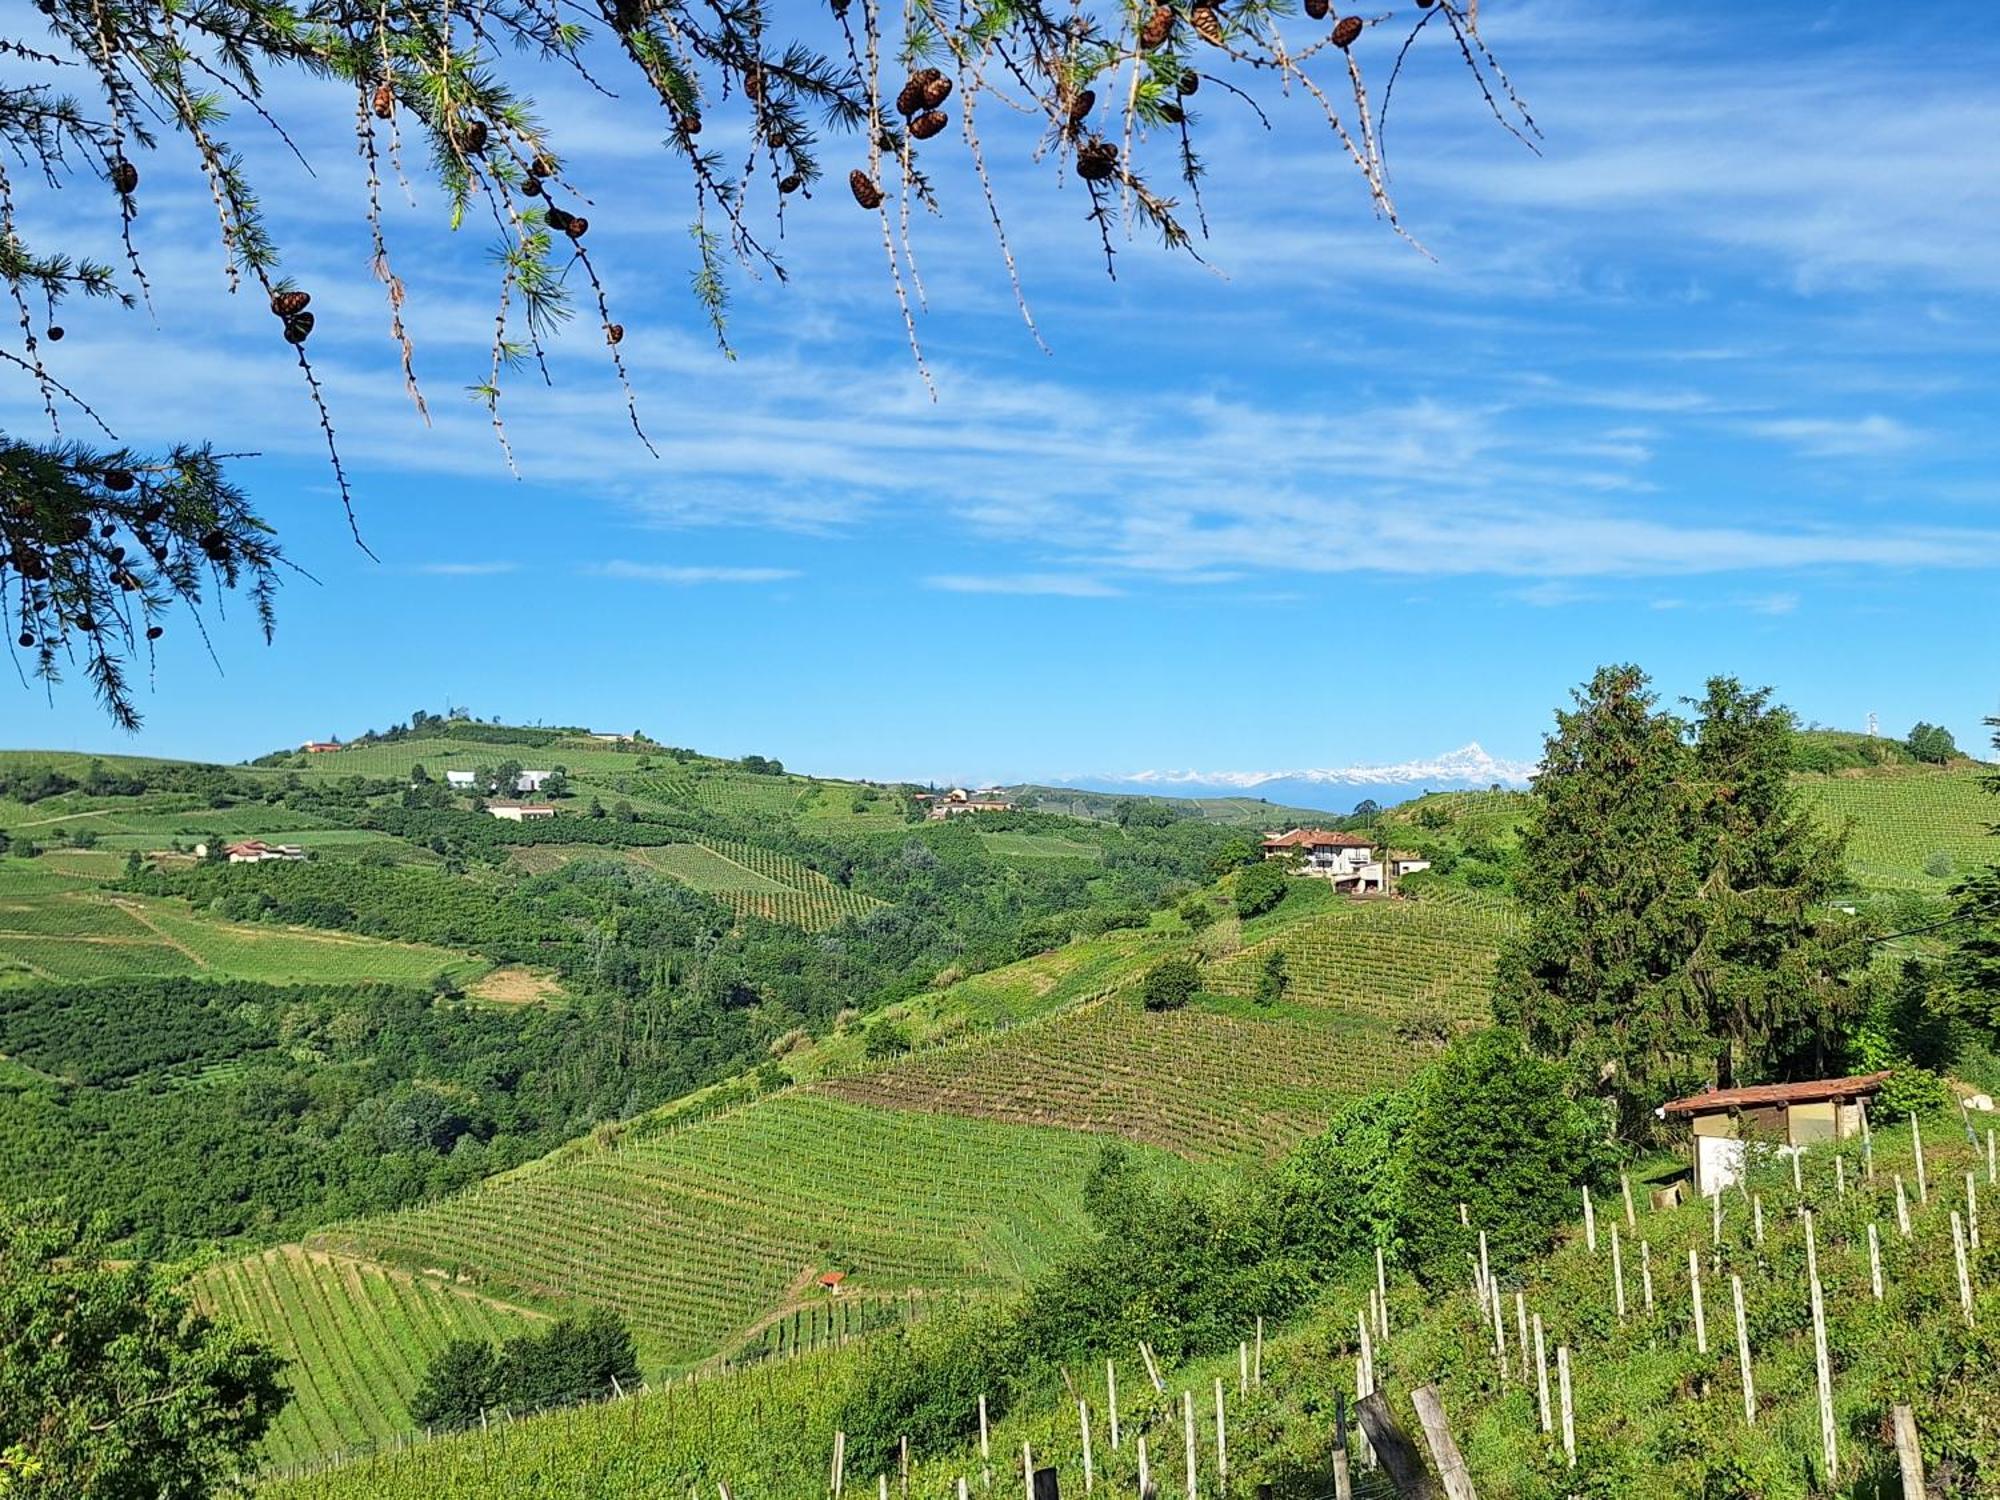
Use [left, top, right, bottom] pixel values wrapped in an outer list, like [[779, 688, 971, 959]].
[[909, 110, 949, 140], [521, 176, 543, 197], [563, 215, 589, 239], [532, 151, 558, 178], [1190, 5, 1225, 45], [270, 290, 311, 318], [1333, 14, 1363, 46], [922, 77, 953, 109], [1159, 103, 1184, 124], [1076, 140, 1119, 182], [110, 159, 138, 194], [1067, 88, 1097, 123], [103, 469, 135, 492], [606, 323, 625, 346], [1178, 70, 1201, 95], [461, 119, 489, 153], [779, 173, 803, 194], [372, 82, 395, 119], [744, 67, 765, 102], [1305, 0, 1329, 16], [1139, 5, 1172, 49], [896, 79, 927, 117], [849, 169, 884, 209], [282, 312, 314, 344], [146, 625, 163, 640], [543, 205, 574, 232], [45, 326, 62, 341]]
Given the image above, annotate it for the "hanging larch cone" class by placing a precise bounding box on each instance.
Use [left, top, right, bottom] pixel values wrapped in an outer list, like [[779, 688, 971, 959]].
[[1075, 139, 1119, 182], [1190, 5, 1225, 46], [606, 323, 624, 346], [532, 151, 557, 177], [1178, 70, 1200, 95], [459, 119, 489, 153], [282, 311, 315, 344], [146, 625, 163, 640], [45, 326, 62, 341], [779, 173, 803, 194], [1333, 14, 1364, 45], [521, 176, 543, 196], [896, 78, 926, 117], [1066, 88, 1097, 124], [922, 76, 953, 110], [1139, 5, 1172, 49], [103, 469, 135, 492], [110, 158, 138, 194], [372, 82, 395, 119], [543, 204, 575, 232], [849, 169, 884, 209], [17, 632, 33, 649], [1305, 0, 1328, 15], [678, 111, 702, 136], [744, 67, 765, 102], [909, 111, 949, 141], [562, 215, 589, 239], [1159, 102, 1185, 124], [270, 289, 310, 318]]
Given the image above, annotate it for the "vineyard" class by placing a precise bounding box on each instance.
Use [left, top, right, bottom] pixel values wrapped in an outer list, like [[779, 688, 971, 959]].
[[979, 831, 1104, 862], [193, 1246, 547, 1469], [1801, 765, 1995, 890], [1205, 897, 1514, 1030], [509, 839, 881, 931], [820, 996, 1422, 1163], [313, 1093, 1180, 1374]]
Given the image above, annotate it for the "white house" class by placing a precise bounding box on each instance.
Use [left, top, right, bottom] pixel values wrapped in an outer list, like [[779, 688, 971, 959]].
[[445, 770, 477, 790], [223, 840, 307, 864], [515, 770, 553, 793], [487, 802, 556, 822], [1260, 830, 1429, 893]]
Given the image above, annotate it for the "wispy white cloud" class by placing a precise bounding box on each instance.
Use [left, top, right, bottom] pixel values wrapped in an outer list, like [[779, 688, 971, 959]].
[[1744, 415, 1920, 458], [412, 561, 518, 576], [925, 573, 1123, 598], [1094, 743, 1540, 790], [595, 562, 801, 585]]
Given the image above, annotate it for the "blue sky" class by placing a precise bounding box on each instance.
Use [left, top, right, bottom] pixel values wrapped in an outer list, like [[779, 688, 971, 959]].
[[5, 0, 1998, 782]]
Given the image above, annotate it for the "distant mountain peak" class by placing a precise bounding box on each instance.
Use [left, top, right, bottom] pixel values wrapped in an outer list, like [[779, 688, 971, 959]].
[[1109, 743, 1537, 791]]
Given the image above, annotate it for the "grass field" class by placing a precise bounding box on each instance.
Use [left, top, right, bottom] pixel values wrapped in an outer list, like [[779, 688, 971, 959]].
[[195, 1246, 547, 1469], [1801, 764, 1995, 889], [314, 1093, 1189, 1375], [0, 869, 487, 990]]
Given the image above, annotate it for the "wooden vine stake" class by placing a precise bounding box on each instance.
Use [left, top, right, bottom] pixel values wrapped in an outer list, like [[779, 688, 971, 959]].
[[1688, 1249, 1707, 1354], [1807, 1213, 1837, 1487], [1479, 1229, 1493, 1315], [1640, 1240, 1655, 1314], [1711, 1186, 1722, 1249], [1861, 1097, 1874, 1179], [1377, 1246, 1391, 1337], [979, 1396, 992, 1491], [1332, 1390, 1354, 1500], [1181, 1391, 1197, 1500], [1988, 1127, 1995, 1187], [1532, 1313, 1551, 1433], [1611, 1224, 1627, 1321], [1238, 1342, 1248, 1398], [1021, 1442, 1034, 1500], [1967, 1171, 1982, 1251], [1753, 1195, 1765, 1246], [1731, 1275, 1755, 1425], [1514, 1292, 1530, 1387], [1913, 1113, 1929, 1203], [1254, 1317, 1264, 1387], [1896, 1175, 1912, 1238], [1583, 1186, 1597, 1254], [1868, 1222, 1884, 1302], [1212, 1379, 1227, 1489], [1951, 1210, 1976, 1328], [1556, 1345, 1576, 1467], [1621, 1172, 1637, 1229], [1836, 1155, 1847, 1198], [1892, 1404, 1925, 1500], [832, 1430, 847, 1499], [1107, 1361, 1120, 1450], [1138, 1437, 1152, 1500], [1080, 1400, 1095, 1495], [1791, 1149, 1803, 1194], [1488, 1274, 1508, 1385]]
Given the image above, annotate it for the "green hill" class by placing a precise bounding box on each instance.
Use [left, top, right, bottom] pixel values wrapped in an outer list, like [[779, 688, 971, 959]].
[[1799, 763, 1995, 891]]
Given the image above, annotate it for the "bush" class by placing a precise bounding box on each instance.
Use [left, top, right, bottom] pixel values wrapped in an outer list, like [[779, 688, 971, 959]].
[[863, 1018, 912, 1059], [1140, 957, 1201, 1012], [1877, 1065, 1952, 1117], [410, 1338, 496, 1429], [1254, 948, 1290, 1005], [1924, 850, 1954, 879], [1906, 722, 1959, 764], [1233, 860, 1289, 919], [1178, 895, 1217, 933], [833, 1301, 1021, 1476]]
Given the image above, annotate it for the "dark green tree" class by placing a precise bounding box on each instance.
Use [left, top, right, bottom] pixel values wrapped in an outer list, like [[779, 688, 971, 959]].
[[1139, 957, 1201, 1012], [1232, 860, 1289, 919], [1255, 948, 1290, 1005], [409, 1338, 496, 1431], [1905, 722, 1959, 764], [0, 1203, 287, 1496], [1497, 667, 1860, 1136]]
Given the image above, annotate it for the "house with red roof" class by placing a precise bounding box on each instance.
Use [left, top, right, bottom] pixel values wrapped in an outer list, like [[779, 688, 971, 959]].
[[1260, 829, 1428, 892], [1658, 1070, 1892, 1197]]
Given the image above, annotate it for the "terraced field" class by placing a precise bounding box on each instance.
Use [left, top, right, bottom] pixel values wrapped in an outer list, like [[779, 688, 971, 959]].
[[979, 831, 1103, 861], [819, 997, 1423, 1163], [317, 1093, 1183, 1372], [509, 840, 881, 932], [194, 1247, 547, 1469], [1801, 765, 1994, 889], [1205, 896, 1515, 1028]]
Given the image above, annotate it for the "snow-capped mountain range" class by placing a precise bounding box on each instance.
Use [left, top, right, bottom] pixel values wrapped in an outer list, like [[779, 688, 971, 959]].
[[1038, 743, 1537, 816]]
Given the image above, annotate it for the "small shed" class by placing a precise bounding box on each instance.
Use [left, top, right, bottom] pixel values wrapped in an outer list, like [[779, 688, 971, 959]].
[[817, 1271, 846, 1295], [1659, 1071, 1891, 1198]]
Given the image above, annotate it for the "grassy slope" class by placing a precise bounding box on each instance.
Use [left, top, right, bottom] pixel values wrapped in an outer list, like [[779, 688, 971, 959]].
[[1798, 763, 1995, 891], [262, 1121, 1999, 1500]]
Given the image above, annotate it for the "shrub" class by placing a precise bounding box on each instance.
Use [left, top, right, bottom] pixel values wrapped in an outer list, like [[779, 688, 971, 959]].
[[1233, 860, 1289, 919], [863, 1018, 912, 1059], [410, 1338, 497, 1429], [1254, 948, 1289, 1005], [1178, 895, 1217, 933], [1140, 957, 1201, 1012], [1906, 722, 1959, 764], [1924, 850, 1954, 878], [1876, 1065, 1952, 1117]]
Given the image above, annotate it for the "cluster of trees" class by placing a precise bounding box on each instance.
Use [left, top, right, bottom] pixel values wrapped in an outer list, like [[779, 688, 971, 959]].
[[410, 1309, 639, 1430], [834, 1028, 1611, 1474], [0, 757, 267, 806]]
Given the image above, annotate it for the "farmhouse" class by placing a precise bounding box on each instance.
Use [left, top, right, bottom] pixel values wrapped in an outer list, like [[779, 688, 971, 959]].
[[223, 840, 307, 864], [299, 741, 343, 754], [1260, 829, 1430, 893], [445, 770, 477, 789], [1659, 1070, 1891, 1198], [487, 802, 556, 822], [926, 787, 1014, 820], [514, 770, 553, 793]]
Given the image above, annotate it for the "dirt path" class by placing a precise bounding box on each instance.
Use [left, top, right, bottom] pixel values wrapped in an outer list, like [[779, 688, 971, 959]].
[[108, 900, 211, 968]]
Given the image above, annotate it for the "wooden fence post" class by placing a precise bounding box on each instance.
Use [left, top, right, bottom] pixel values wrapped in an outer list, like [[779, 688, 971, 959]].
[[1411, 1385, 1480, 1500], [1808, 1217, 1837, 1487], [1913, 1114, 1929, 1203], [1108, 1361, 1120, 1451], [1731, 1275, 1755, 1426], [1532, 1313, 1550, 1434], [1080, 1400, 1095, 1495], [1138, 1438, 1152, 1500], [1868, 1222, 1884, 1302], [1892, 1404, 1925, 1499], [1182, 1391, 1197, 1500], [1356, 1391, 1437, 1500], [1556, 1346, 1575, 1468], [1213, 1379, 1228, 1490], [1022, 1441, 1034, 1500], [1332, 1389, 1354, 1500], [1583, 1186, 1597, 1254], [1377, 1246, 1391, 1338], [1688, 1248, 1708, 1354]]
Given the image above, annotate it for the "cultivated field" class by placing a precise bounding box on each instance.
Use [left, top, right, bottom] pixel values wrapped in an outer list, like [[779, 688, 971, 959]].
[[195, 1246, 547, 1469], [1801, 765, 1994, 889], [978, 831, 1103, 861], [509, 839, 882, 932], [314, 1093, 1185, 1372]]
